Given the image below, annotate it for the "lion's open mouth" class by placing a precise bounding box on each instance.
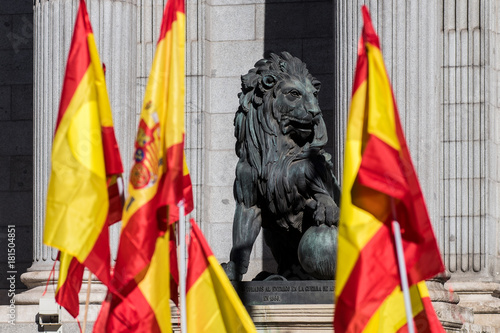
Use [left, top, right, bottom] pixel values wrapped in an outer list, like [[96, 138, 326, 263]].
[[281, 117, 316, 140], [283, 114, 320, 130]]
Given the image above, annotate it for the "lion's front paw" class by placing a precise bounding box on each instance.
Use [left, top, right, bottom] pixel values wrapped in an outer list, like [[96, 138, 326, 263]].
[[313, 194, 339, 226]]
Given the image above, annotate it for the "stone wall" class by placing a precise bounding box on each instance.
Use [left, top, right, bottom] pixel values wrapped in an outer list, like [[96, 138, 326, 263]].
[[202, 0, 266, 278], [0, 0, 33, 293]]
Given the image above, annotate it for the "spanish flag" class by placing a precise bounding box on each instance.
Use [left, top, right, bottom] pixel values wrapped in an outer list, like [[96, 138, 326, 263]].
[[187, 219, 257, 333], [334, 6, 445, 333], [94, 0, 191, 330], [43, 0, 123, 318]]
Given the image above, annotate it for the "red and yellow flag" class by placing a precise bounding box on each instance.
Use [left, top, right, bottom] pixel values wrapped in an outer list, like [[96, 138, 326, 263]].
[[94, 0, 191, 331], [43, 0, 123, 318], [334, 6, 445, 333], [186, 219, 257, 333]]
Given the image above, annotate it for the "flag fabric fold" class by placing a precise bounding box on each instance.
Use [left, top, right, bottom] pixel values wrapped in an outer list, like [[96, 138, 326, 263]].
[[186, 219, 257, 333], [43, 0, 123, 318], [334, 6, 445, 333], [94, 0, 191, 330], [110, 0, 191, 293]]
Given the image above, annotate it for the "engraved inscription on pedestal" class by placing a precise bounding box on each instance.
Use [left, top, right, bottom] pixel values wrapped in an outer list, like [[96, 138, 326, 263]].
[[232, 281, 334, 306]]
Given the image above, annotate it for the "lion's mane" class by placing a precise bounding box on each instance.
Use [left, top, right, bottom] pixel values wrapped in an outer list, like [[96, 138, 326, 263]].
[[233, 52, 333, 231]]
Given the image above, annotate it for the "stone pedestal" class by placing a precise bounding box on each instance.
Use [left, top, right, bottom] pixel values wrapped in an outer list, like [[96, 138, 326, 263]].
[[232, 278, 481, 332], [449, 281, 500, 328], [246, 302, 497, 333], [249, 304, 333, 333], [427, 273, 474, 331]]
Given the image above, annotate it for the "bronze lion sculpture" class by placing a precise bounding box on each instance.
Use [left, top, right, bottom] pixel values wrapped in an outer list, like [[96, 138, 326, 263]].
[[223, 52, 341, 281]]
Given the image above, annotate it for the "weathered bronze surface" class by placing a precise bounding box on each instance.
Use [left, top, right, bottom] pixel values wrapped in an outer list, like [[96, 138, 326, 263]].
[[222, 52, 341, 281], [298, 224, 338, 280]]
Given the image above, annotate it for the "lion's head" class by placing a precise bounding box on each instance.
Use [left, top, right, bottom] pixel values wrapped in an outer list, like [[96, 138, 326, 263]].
[[234, 52, 329, 179]]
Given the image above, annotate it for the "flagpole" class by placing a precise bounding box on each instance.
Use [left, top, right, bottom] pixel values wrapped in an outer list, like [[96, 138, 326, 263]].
[[82, 272, 92, 332], [178, 201, 187, 333], [392, 220, 415, 333]]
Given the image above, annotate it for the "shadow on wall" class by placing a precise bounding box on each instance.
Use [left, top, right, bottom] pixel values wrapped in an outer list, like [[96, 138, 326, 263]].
[[264, 0, 335, 155], [259, 0, 335, 276], [0, 0, 34, 303]]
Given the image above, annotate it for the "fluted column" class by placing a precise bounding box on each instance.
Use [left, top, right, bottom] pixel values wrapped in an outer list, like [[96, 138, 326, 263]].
[[333, 1, 442, 242], [447, 0, 500, 326], [21, 0, 137, 302], [185, 0, 205, 224], [486, 0, 500, 283], [441, 0, 487, 276]]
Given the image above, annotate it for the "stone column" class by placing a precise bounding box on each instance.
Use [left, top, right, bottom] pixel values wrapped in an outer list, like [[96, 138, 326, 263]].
[[333, 0, 442, 241], [441, 0, 487, 277], [185, 0, 205, 224], [445, 0, 500, 327], [486, 0, 500, 283], [20, 0, 137, 306]]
